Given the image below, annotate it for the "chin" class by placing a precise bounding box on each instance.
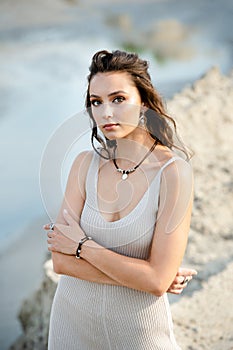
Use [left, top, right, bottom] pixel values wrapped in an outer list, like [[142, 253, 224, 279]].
[[101, 130, 121, 140]]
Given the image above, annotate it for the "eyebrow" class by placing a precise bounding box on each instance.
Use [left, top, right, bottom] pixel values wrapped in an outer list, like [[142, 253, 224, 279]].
[[90, 90, 128, 98]]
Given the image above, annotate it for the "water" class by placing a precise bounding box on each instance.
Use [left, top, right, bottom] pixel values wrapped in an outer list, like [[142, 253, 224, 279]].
[[0, 0, 232, 252], [0, 39, 107, 252]]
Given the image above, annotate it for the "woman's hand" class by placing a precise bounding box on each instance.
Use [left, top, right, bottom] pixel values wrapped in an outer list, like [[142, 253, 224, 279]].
[[167, 267, 197, 294], [44, 210, 197, 294], [44, 209, 85, 255]]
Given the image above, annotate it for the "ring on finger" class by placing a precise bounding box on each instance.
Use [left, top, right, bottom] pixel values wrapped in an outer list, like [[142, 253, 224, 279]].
[[49, 223, 55, 231], [181, 276, 189, 285]]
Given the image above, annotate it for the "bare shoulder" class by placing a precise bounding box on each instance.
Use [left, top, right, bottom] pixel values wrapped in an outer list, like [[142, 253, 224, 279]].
[[155, 146, 193, 187], [163, 156, 192, 180], [68, 150, 94, 185], [161, 158, 193, 196], [155, 146, 191, 171], [157, 148, 194, 217], [71, 150, 94, 171]]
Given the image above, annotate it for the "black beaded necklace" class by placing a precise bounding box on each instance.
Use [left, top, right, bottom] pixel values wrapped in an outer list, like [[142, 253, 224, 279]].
[[113, 139, 158, 180]]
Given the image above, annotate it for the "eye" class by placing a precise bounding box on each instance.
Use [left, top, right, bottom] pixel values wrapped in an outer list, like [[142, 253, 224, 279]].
[[113, 96, 125, 104], [90, 99, 101, 107]]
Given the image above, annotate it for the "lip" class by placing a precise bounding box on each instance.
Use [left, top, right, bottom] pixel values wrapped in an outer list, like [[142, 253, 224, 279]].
[[103, 123, 119, 130]]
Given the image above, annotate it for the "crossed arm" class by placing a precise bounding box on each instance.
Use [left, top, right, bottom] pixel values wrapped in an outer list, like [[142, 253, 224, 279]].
[[44, 151, 197, 296]]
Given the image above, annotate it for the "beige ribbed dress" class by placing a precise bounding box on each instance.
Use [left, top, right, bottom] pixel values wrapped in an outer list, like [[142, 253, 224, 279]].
[[48, 152, 181, 350]]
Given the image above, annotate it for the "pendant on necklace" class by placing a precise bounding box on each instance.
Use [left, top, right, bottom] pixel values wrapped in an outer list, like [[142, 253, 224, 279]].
[[117, 168, 129, 180], [113, 139, 158, 183]]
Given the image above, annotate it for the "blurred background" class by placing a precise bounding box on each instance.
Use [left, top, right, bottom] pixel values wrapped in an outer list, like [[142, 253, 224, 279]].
[[0, 0, 232, 349]]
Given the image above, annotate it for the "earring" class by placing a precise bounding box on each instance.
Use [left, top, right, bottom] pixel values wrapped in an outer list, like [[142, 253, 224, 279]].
[[138, 110, 146, 127]]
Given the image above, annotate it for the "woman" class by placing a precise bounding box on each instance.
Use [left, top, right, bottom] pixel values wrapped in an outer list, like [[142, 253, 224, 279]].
[[44, 50, 197, 349]]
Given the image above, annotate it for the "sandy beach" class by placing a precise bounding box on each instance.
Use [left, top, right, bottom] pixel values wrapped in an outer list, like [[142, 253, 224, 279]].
[[0, 216, 48, 349]]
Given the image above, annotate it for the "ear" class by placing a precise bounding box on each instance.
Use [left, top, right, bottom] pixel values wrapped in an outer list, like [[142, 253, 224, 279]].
[[141, 103, 148, 113]]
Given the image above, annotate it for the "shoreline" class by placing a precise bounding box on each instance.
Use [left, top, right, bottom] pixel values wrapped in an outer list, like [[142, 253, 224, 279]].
[[0, 215, 48, 350], [0, 213, 44, 258]]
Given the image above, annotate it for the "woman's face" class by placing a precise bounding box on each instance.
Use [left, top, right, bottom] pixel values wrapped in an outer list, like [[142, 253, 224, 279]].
[[89, 72, 143, 140]]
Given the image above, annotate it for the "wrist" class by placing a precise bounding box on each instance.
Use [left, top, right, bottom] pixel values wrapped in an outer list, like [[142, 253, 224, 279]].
[[75, 236, 92, 259], [79, 238, 100, 261]]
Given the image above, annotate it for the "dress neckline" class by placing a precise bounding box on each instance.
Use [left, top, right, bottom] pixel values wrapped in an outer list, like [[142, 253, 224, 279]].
[[94, 154, 179, 225]]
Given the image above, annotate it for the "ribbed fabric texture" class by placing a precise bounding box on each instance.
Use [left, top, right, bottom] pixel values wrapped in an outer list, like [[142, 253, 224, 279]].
[[48, 152, 181, 350]]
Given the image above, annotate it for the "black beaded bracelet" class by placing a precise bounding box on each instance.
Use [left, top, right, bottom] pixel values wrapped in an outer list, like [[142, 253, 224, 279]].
[[75, 236, 92, 259]]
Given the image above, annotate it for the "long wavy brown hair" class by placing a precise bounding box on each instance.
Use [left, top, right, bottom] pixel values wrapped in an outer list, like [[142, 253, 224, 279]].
[[85, 49, 191, 160]]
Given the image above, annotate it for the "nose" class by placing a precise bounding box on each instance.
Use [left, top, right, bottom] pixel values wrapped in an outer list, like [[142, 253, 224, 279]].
[[102, 103, 113, 120]]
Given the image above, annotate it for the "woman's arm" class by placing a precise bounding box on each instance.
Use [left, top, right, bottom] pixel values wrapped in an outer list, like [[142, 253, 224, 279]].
[[51, 252, 120, 285], [48, 158, 194, 296], [47, 222, 196, 291], [49, 150, 120, 286]]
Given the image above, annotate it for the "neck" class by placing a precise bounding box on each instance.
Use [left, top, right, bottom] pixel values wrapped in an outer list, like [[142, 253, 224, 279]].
[[114, 131, 156, 167]]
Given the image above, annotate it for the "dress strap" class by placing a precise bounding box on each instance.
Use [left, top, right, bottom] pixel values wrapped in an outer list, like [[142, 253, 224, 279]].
[[159, 156, 182, 173]]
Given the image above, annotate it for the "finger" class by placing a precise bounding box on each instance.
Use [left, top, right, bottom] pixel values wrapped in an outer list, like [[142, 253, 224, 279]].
[[181, 276, 193, 285], [173, 276, 183, 284], [178, 267, 197, 276], [177, 267, 198, 276], [177, 267, 197, 275], [48, 245, 55, 252], [43, 223, 51, 230], [168, 288, 183, 295], [47, 234, 55, 243], [171, 277, 192, 289], [171, 280, 189, 290], [43, 223, 57, 231], [171, 275, 189, 285], [178, 276, 192, 284], [47, 238, 58, 251], [47, 231, 57, 239]]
